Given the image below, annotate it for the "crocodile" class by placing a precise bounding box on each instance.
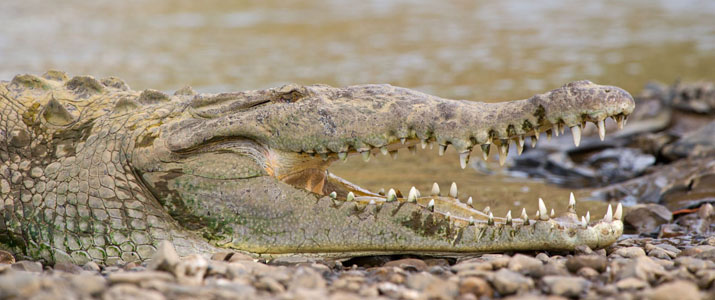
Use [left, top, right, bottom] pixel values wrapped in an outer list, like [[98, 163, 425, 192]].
[[0, 71, 634, 265]]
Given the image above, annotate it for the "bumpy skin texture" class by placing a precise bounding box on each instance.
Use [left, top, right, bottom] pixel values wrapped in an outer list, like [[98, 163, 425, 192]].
[[0, 71, 633, 265]]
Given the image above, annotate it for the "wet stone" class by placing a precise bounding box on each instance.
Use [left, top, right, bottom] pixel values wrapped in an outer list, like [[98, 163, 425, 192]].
[[624, 204, 672, 234]]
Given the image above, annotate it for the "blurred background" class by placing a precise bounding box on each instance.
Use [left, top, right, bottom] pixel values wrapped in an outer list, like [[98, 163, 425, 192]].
[[2, 0, 714, 214], [2, 0, 713, 100]]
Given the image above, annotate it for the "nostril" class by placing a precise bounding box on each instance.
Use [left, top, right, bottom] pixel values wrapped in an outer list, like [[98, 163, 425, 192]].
[[605, 88, 611, 93]]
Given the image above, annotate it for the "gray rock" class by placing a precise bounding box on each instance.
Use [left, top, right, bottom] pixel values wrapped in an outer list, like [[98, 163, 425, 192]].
[[491, 268, 534, 295], [616, 256, 666, 284], [406, 271, 439, 291], [507, 254, 543, 274], [648, 246, 675, 260], [11, 260, 42, 272], [288, 266, 326, 290], [452, 261, 493, 274], [566, 255, 608, 273], [83, 261, 101, 272], [103, 283, 166, 300], [459, 276, 493, 298], [255, 275, 286, 293], [54, 262, 83, 274], [624, 204, 672, 234], [612, 247, 647, 258], [422, 275, 459, 300], [541, 275, 590, 297], [108, 271, 175, 284], [69, 273, 107, 296], [0, 271, 43, 298], [643, 280, 701, 300], [174, 254, 208, 285], [480, 254, 511, 269], [147, 240, 180, 273], [576, 267, 599, 280], [615, 277, 649, 290]]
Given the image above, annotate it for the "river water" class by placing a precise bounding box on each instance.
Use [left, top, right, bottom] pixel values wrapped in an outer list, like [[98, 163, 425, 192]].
[[2, 0, 713, 216]]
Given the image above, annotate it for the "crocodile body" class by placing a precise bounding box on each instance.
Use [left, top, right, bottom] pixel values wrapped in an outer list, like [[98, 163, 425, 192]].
[[0, 71, 633, 265]]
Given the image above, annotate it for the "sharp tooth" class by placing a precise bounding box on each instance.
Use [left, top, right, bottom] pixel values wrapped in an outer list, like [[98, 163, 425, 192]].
[[421, 139, 428, 149], [498, 142, 508, 166], [386, 189, 397, 202], [559, 123, 565, 134], [530, 136, 537, 148], [506, 210, 512, 225], [597, 119, 606, 141], [428, 199, 435, 212], [538, 198, 549, 220], [378, 188, 385, 195], [369, 199, 376, 206], [614, 203, 623, 220], [550, 208, 555, 218], [568, 192, 576, 213], [467, 197, 473, 207], [615, 115, 624, 129], [623, 115, 628, 126], [408, 145, 417, 154], [459, 152, 470, 169], [603, 204, 613, 222], [431, 182, 440, 196], [361, 151, 371, 162], [380, 146, 388, 155], [571, 125, 581, 147], [533, 128, 540, 141], [408, 186, 418, 202], [586, 211, 590, 223], [522, 208, 530, 225], [429, 141, 435, 149], [469, 216, 475, 225], [346, 192, 355, 202], [516, 136, 524, 155], [481, 144, 490, 161], [546, 130, 552, 141], [439, 144, 447, 156], [487, 212, 494, 225], [390, 150, 398, 160], [581, 216, 587, 227], [449, 182, 458, 198], [329, 191, 337, 199], [483, 206, 490, 214], [400, 138, 406, 144], [338, 151, 348, 161], [552, 124, 559, 137], [415, 188, 421, 197]]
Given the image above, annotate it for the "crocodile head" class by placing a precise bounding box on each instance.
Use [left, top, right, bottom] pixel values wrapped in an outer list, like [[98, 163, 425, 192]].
[[133, 80, 633, 258]]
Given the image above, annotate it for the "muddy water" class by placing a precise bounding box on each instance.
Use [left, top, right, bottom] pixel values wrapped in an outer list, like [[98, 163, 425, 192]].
[[2, 0, 714, 216]]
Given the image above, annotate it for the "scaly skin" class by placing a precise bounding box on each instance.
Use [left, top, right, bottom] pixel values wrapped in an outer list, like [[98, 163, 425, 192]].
[[0, 71, 633, 265]]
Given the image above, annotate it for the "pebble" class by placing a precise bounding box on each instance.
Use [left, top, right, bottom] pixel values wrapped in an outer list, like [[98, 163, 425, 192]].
[[148, 240, 180, 273], [108, 271, 175, 284], [541, 275, 590, 297], [616, 256, 666, 284], [507, 254, 544, 275], [566, 255, 608, 273], [458, 276, 493, 298], [83, 261, 101, 272], [615, 277, 649, 290], [491, 268, 534, 295], [54, 262, 84, 274], [612, 247, 647, 258], [11, 260, 43, 272], [384, 258, 427, 272], [623, 204, 672, 234], [643, 280, 701, 300]]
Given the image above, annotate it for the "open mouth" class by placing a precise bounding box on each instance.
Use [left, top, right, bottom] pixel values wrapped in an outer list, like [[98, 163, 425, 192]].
[[271, 113, 629, 229]]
